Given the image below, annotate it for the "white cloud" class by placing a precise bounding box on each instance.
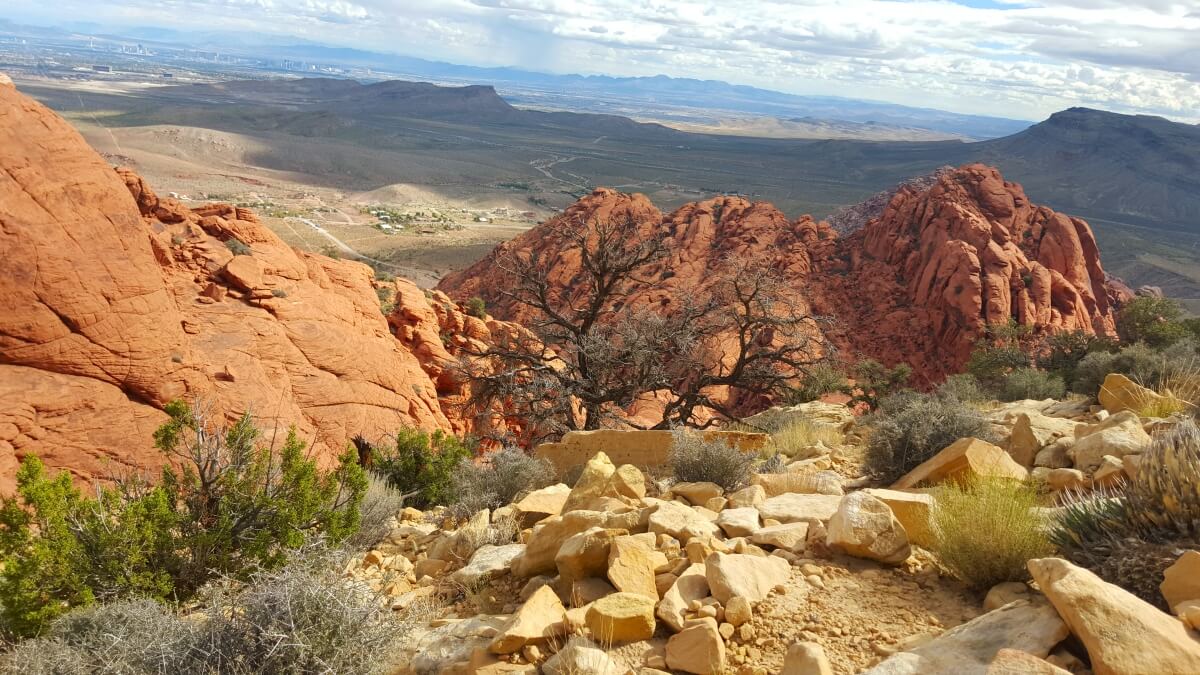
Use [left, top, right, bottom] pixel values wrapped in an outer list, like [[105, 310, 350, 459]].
[[7, 0, 1200, 120]]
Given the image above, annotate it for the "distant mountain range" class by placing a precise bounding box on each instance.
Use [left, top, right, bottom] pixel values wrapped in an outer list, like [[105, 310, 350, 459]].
[[248, 44, 1032, 140], [168, 78, 1200, 239]]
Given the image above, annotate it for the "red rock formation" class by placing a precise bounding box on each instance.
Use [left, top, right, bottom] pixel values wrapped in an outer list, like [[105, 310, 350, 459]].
[[816, 164, 1119, 382], [0, 79, 504, 492], [440, 166, 1121, 389]]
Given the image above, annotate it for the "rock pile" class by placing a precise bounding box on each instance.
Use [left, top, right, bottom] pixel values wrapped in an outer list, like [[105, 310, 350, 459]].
[[369, 387, 1200, 673]]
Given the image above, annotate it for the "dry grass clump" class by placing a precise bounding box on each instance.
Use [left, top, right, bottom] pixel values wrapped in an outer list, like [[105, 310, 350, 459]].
[[930, 475, 1054, 590], [670, 428, 755, 492], [772, 419, 844, 458], [1131, 363, 1200, 418]]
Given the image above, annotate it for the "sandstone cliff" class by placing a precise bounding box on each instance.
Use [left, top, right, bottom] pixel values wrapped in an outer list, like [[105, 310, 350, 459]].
[[440, 165, 1123, 385], [0, 79, 505, 491]]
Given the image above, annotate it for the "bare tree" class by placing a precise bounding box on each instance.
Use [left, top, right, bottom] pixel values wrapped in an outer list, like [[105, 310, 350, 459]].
[[458, 212, 825, 443]]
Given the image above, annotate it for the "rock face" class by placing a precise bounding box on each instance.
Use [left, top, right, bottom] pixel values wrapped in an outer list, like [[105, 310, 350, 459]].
[[439, 165, 1121, 390], [0, 80, 513, 491]]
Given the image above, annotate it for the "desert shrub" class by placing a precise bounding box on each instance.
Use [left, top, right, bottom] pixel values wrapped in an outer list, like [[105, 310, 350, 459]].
[[465, 296, 487, 319], [670, 429, 755, 492], [848, 359, 913, 410], [756, 453, 787, 475], [348, 472, 407, 549], [788, 362, 848, 404], [376, 286, 396, 314], [203, 545, 403, 674], [1117, 296, 1189, 347], [931, 475, 1053, 590], [865, 391, 991, 484], [771, 419, 844, 458], [936, 373, 989, 404], [373, 428, 474, 509], [270, 288, 288, 298], [447, 447, 556, 520], [224, 238, 252, 256], [1051, 419, 1200, 607], [965, 321, 1036, 390], [1071, 342, 1163, 396], [1, 546, 407, 675], [997, 367, 1066, 402], [1036, 330, 1117, 384], [0, 402, 367, 636]]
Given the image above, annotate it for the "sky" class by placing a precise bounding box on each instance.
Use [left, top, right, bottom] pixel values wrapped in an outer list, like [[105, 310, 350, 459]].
[[6, 0, 1200, 121]]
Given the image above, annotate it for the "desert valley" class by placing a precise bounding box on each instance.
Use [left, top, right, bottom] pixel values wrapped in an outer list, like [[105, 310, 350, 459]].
[[1, 5, 1200, 675]]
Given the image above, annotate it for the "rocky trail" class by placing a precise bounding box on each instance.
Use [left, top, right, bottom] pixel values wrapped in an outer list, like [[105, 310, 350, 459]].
[[348, 390, 1200, 674]]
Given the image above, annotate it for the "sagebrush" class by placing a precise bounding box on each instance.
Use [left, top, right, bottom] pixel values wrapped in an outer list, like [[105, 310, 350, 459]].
[[670, 429, 755, 492], [864, 391, 992, 483], [448, 446, 556, 520], [348, 472, 407, 548], [0, 544, 409, 675], [997, 367, 1066, 402]]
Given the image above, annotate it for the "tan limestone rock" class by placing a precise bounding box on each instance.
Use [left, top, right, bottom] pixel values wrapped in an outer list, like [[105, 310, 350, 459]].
[[1162, 551, 1200, 612], [894, 437, 1028, 489], [826, 492, 911, 565], [665, 617, 725, 674], [489, 585, 566, 654], [585, 592, 657, 643], [1028, 557, 1200, 675], [705, 552, 791, 604]]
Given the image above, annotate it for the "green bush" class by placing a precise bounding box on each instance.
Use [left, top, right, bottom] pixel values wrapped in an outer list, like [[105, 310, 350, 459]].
[[865, 391, 992, 484], [0, 402, 367, 637], [1035, 330, 1117, 385], [1117, 296, 1189, 347], [964, 321, 1035, 388], [448, 447, 556, 520], [1051, 419, 1200, 608], [373, 428, 474, 509], [848, 359, 913, 411], [670, 429, 755, 492], [931, 475, 1054, 590], [788, 362, 848, 404], [936, 373, 989, 404], [465, 296, 488, 319], [997, 367, 1066, 402]]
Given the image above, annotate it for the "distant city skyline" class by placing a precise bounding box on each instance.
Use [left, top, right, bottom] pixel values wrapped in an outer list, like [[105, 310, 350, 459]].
[[5, 0, 1199, 122]]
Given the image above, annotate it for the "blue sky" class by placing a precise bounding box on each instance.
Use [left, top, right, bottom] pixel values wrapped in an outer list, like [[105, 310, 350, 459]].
[[5, 0, 1199, 121]]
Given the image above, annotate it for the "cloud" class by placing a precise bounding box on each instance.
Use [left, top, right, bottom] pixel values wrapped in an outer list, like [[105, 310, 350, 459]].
[[6, 0, 1200, 120]]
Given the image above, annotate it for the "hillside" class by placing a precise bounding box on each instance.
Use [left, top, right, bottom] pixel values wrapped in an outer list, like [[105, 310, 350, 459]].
[[0, 77, 519, 492]]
